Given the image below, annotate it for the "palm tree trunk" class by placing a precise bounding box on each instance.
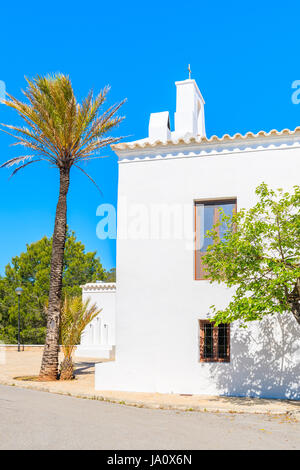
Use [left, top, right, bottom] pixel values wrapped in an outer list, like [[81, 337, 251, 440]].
[[39, 168, 70, 380]]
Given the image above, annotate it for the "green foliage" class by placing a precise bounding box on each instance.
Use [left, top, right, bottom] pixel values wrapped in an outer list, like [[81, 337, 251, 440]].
[[60, 296, 101, 360], [104, 267, 116, 282], [0, 230, 107, 344], [59, 296, 101, 380], [1, 74, 125, 180], [203, 183, 300, 326]]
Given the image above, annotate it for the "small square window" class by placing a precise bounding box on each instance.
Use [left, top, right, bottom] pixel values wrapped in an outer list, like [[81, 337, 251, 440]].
[[199, 320, 230, 362]]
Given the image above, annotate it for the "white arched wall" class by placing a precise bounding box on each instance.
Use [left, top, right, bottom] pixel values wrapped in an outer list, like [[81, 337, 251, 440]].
[[75, 282, 116, 359]]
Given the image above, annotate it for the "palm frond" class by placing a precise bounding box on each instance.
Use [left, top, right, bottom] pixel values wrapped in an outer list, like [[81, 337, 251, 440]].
[[0, 155, 34, 169], [74, 164, 103, 195], [60, 296, 102, 359], [10, 159, 43, 177], [1, 74, 125, 177]]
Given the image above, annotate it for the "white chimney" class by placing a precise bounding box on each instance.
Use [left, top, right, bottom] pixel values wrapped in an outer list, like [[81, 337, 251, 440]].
[[148, 111, 171, 142], [174, 79, 206, 139]]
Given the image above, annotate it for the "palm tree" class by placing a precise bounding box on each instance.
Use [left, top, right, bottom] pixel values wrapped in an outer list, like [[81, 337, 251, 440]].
[[1, 74, 125, 380], [59, 296, 102, 380]]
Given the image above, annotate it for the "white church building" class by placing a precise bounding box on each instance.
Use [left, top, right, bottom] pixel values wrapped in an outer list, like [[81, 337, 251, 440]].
[[78, 76, 300, 399]]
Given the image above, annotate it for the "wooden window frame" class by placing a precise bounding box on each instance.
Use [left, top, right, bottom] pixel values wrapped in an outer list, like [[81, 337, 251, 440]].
[[199, 320, 230, 363], [194, 199, 237, 280]]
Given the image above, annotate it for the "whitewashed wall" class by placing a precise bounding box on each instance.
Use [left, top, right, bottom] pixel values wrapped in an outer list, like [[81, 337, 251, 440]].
[[95, 138, 300, 398], [75, 282, 116, 359]]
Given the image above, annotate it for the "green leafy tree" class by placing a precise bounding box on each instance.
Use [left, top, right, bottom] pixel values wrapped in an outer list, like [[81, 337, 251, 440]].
[[0, 230, 106, 344], [1, 74, 124, 379], [203, 183, 300, 327], [104, 267, 116, 282]]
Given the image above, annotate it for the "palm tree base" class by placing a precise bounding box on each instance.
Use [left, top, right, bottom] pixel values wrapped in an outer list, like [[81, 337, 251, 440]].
[[38, 374, 59, 381], [59, 357, 75, 380]]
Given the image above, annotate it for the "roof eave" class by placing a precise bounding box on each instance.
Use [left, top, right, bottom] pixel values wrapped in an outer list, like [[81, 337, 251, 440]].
[[111, 126, 300, 159]]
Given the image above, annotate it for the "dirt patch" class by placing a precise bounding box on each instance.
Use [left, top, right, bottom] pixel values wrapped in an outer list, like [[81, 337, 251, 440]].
[[14, 373, 78, 382], [13, 375, 66, 382]]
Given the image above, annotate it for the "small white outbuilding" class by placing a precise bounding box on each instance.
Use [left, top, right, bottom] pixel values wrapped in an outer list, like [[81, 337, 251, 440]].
[[75, 281, 116, 360], [85, 76, 300, 399]]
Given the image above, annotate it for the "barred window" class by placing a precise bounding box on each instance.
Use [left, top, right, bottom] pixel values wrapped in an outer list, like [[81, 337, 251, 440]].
[[199, 320, 230, 362]]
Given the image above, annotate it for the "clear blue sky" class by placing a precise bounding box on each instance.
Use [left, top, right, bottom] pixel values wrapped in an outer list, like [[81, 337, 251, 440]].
[[0, 0, 299, 273]]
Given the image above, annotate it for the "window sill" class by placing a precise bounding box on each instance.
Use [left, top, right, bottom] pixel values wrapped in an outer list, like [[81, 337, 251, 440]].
[[199, 358, 230, 363]]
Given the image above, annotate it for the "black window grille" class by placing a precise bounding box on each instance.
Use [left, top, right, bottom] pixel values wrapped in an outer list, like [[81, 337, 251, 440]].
[[199, 320, 230, 362]]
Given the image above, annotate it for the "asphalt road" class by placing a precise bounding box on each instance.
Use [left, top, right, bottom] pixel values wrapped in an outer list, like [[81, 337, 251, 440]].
[[0, 385, 299, 450]]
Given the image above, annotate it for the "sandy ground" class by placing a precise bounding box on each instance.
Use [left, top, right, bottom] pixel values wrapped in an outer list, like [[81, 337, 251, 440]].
[[0, 350, 300, 417]]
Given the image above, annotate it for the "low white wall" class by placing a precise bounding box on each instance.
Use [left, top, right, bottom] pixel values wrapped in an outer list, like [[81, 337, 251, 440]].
[[0, 345, 46, 351]]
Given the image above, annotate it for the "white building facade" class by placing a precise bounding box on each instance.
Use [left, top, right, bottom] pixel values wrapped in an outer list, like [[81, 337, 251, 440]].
[[93, 78, 300, 399]]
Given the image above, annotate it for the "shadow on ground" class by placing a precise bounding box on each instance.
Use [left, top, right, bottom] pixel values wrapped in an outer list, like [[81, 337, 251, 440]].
[[73, 360, 103, 376]]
